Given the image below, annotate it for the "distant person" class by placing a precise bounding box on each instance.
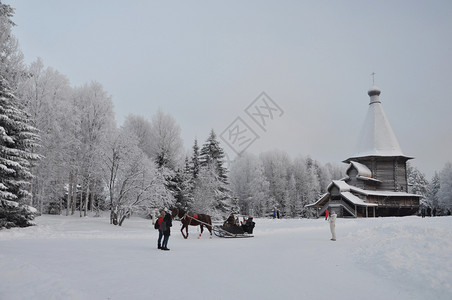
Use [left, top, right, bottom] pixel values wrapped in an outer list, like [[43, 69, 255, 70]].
[[329, 210, 337, 241], [156, 211, 165, 249], [433, 208, 437, 217], [325, 209, 329, 220], [160, 212, 172, 251], [276, 209, 280, 219], [273, 210, 276, 219], [421, 207, 426, 218]]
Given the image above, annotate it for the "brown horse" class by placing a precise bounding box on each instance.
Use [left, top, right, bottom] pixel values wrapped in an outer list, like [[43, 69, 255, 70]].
[[171, 208, 212, 239]]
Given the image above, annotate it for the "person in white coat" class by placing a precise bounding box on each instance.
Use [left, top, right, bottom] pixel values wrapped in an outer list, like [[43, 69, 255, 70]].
[[329, 210, 337, 241]]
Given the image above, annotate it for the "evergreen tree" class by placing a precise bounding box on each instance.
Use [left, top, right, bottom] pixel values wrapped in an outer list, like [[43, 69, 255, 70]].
[[0, 3, 24, 91], [0, 78, 40, 204], [200, 129, 228, 184], [190, 130, 232, 216], [191, 139, 200, 179]]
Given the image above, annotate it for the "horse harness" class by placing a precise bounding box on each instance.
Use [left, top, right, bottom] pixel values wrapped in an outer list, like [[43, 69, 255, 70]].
[[181, 212, 199, 226]]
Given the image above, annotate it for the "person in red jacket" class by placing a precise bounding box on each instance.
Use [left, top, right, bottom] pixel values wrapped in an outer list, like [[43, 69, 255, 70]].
[[157, 211, 165, 249], [325, 209, 329, 221]]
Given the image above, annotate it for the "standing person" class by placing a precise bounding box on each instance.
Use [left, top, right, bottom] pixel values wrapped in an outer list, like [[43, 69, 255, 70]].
[[325, 209, 329, 220], [156, 211, 165, 249], [161, 212, 172, 251], [329, 210, 337, 241]]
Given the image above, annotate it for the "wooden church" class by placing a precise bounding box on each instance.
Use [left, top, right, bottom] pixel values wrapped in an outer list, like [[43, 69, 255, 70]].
[[307, 85, 421, 217]]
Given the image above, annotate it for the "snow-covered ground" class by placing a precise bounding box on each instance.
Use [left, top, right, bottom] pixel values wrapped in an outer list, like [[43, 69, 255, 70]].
[[1, 214, 451, 300]]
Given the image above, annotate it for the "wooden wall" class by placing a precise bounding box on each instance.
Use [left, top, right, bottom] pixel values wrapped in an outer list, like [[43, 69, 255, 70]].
[[353, 157, 409, 192]]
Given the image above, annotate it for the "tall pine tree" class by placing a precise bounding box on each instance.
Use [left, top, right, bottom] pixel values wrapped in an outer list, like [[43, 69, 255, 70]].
[[0, 3, 40, 205], [199, 129, 228, 184], [190, 130, 232, 216], [0, 77, 40, 203]]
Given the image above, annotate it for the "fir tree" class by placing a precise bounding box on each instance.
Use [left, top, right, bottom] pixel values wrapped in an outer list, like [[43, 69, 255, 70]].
[[200, 129, 228, 184], [191, 139, 200, 179], [189, 130, 232, 216], [0, 77, 40, 203]]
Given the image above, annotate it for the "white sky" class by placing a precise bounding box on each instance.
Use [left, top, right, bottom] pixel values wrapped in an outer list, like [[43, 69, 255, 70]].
[[7, 0, 452, 178]]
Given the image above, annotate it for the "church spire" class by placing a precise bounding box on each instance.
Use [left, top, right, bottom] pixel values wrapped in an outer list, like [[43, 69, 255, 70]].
[[344, 81, 412, 162]]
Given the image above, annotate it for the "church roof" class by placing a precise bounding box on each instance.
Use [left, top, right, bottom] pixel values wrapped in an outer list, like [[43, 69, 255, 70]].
[[306, 180, 422, 208], [345, 86, 412, 162]]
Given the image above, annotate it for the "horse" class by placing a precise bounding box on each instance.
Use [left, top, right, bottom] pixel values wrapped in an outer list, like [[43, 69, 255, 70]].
[[171, 208, 212, 239]]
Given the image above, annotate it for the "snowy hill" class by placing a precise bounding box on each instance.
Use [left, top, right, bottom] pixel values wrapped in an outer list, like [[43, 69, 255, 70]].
[[1, 215, 451, 300]]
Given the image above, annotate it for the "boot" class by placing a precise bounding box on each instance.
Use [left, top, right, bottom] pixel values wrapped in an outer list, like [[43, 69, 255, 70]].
[[162, 247, 170, 251], [158, 245, 161, 249]]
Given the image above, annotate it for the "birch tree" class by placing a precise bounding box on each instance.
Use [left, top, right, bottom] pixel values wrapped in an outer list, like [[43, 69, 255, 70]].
[[18, 58, 72, 213], [102, 127, 173, 226], [149, 109, 183, 170], [73, 82, 115, 216]]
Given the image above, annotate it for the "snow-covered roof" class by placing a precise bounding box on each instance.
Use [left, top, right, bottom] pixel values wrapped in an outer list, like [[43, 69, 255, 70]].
[[345, 87, 412, 161], [306, 179, 422, 209], [348, 184, 422, 198], [329, 180, 422, 198], [357, 176, 382, 183], [342, 192, 378, 207], [348, 161, 372, 177], [327, 180, 350, 192], [305, 193, 328, 207]]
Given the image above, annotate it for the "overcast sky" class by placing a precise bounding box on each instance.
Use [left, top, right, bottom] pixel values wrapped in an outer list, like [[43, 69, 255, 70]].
[[7, 0, 452, 178]]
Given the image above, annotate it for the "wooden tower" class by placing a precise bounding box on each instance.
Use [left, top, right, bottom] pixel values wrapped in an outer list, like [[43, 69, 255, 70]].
[[307, 85, 421, 217]]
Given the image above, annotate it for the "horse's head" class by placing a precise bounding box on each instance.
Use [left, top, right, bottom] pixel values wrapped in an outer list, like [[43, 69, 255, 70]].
[[171, 208, 179, 220]]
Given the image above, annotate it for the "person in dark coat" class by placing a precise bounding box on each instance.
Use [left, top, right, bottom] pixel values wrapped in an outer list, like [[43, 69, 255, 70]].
[[156, 211, 165, 249], [225, 213, 235, 226], [161, 212, 172, 251], [241, 216, 255, 234]]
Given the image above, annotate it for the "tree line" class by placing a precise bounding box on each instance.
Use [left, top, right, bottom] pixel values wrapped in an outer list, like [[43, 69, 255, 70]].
[[407, 163, 452, 216], [1, 3, 451, 228]]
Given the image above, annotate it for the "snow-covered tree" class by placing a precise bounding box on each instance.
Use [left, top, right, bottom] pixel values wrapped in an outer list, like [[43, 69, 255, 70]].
[[149, 109, 183, 170], [283, 174, 297, 217], [191, 139, 200, 179], [122, 114, 153, 158], [200, 129, 228, 184], [229, 153, 271, 217], [407, 164, 430, 197], [406, 163, 430, 211], [0, 77, 40, 204], [438, 162, 452, 214], [193, 130, 232, 215], [260, 150, 291, 215], [0, 3, 24, 91], [427, 172, 440, 213], [305, 165, 321, 205], [1, 2, 40, 207], [17, 58, 72, 213], [101, 127, 173, 226]]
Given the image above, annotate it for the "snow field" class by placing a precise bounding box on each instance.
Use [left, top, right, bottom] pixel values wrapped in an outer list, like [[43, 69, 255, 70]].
[[1, 215, 451, 300]]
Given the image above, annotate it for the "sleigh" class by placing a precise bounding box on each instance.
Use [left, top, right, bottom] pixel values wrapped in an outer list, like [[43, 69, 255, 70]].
[[212, 220, 255, 238]]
